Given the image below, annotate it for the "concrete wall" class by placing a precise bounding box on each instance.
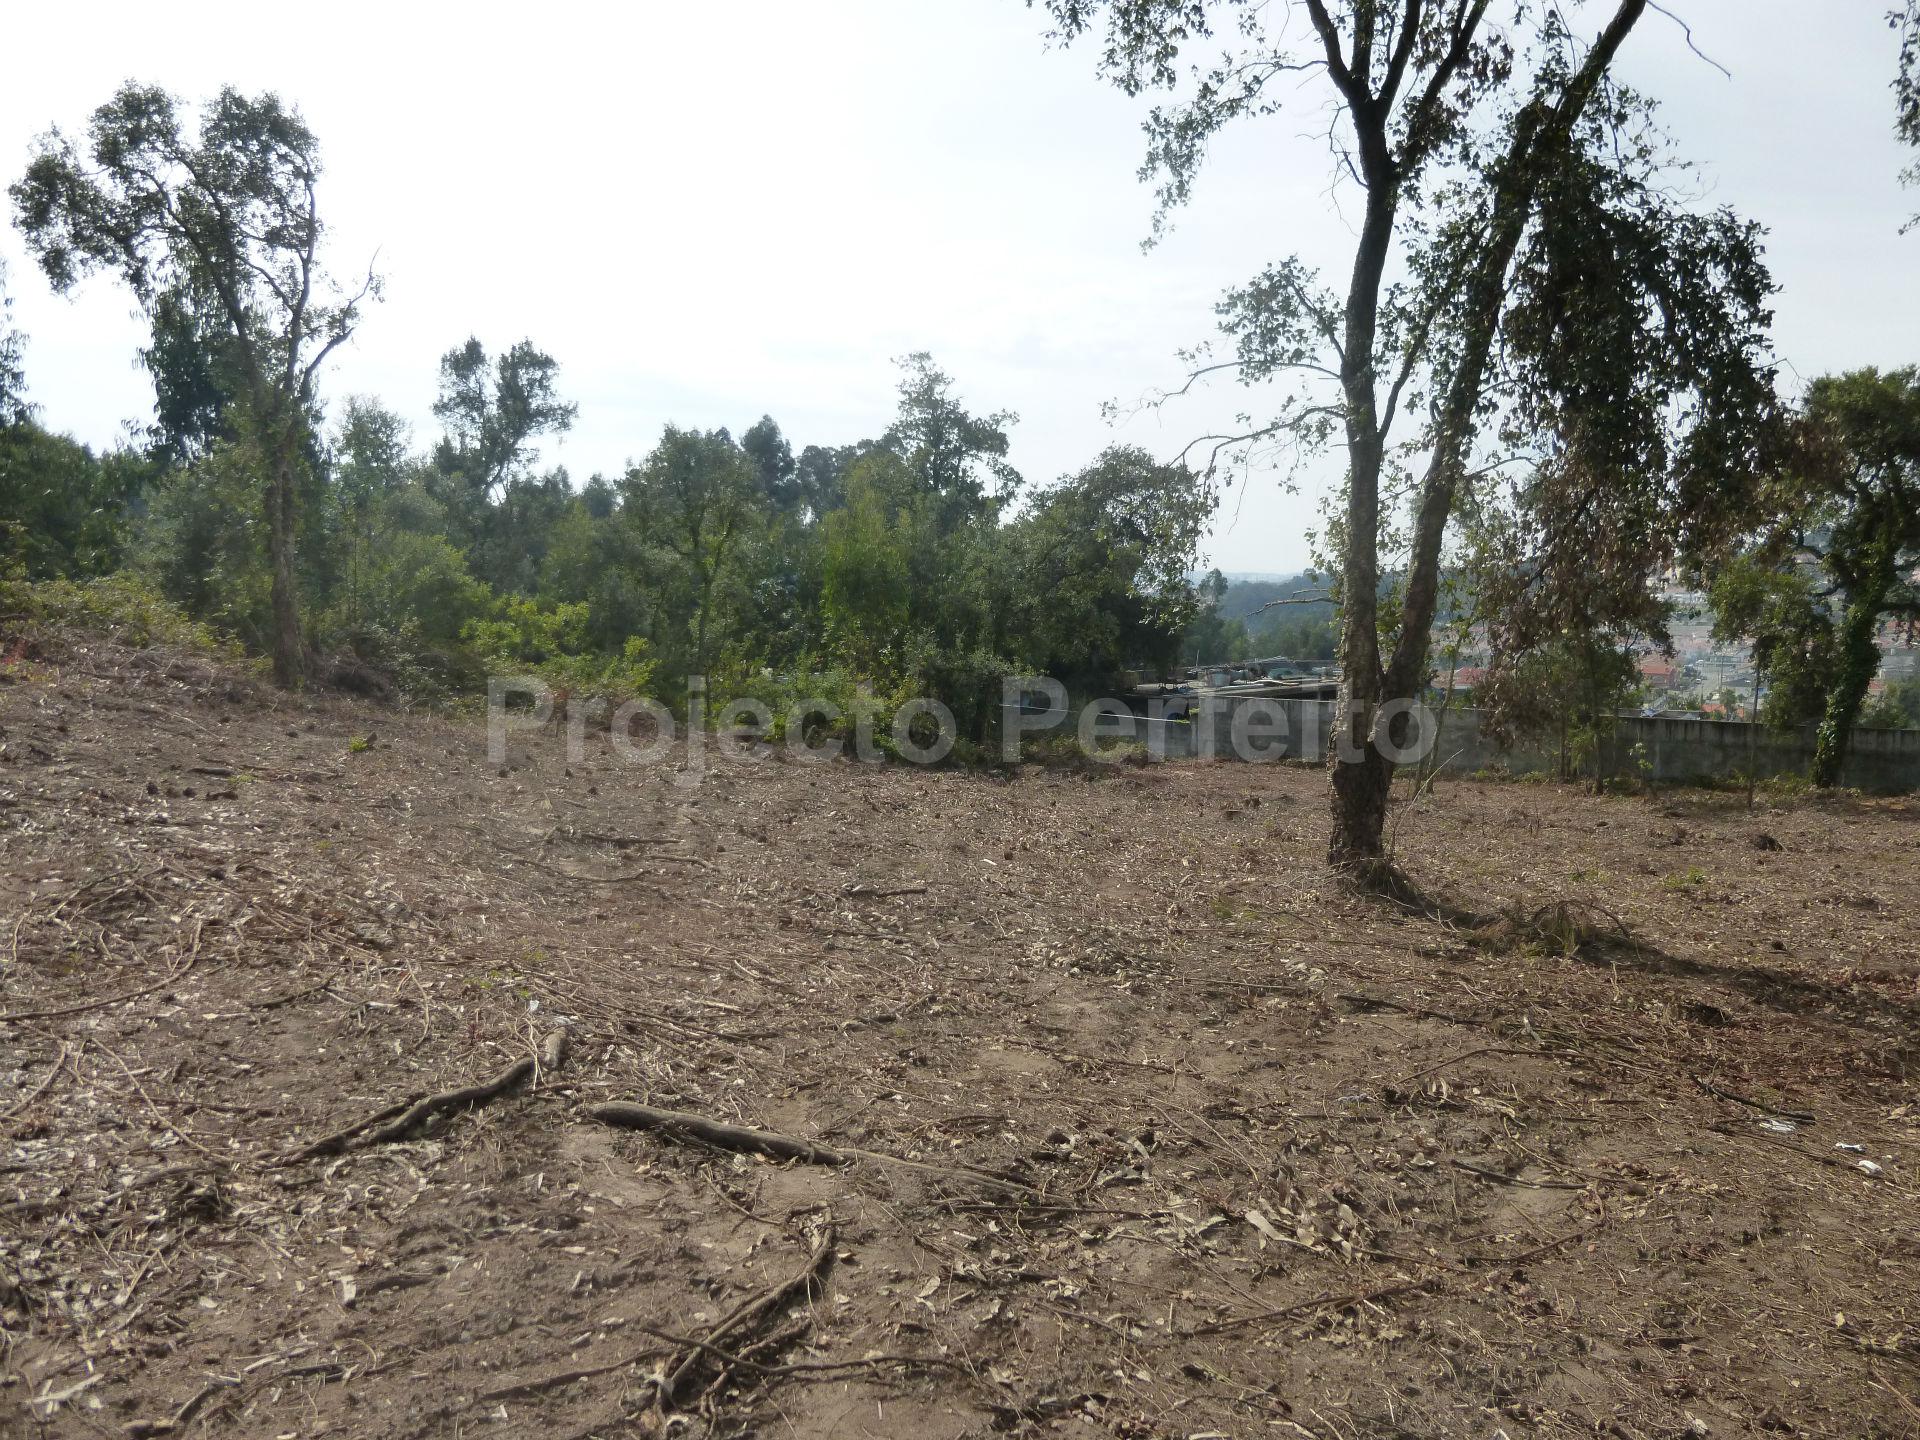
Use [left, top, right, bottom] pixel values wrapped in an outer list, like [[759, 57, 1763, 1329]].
[[1085, 696, 1920, 793]]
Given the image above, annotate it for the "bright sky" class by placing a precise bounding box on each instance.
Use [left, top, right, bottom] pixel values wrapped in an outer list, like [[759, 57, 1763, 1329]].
[[2, 1, 1915, 575]]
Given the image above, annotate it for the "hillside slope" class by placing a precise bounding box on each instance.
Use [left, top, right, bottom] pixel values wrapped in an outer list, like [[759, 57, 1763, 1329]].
[[2, 645, 1917, 1437]]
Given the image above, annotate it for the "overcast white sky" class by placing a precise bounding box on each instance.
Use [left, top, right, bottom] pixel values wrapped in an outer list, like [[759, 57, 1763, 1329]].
[[2, 1, 1915, 574]]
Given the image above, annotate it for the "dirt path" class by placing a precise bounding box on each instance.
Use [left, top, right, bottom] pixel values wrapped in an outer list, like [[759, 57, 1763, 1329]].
[[2, 654, 1916, 1437]]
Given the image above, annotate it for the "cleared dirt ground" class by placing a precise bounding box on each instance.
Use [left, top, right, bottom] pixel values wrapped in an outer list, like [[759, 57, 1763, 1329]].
[[3, 637, 1918, 1439]]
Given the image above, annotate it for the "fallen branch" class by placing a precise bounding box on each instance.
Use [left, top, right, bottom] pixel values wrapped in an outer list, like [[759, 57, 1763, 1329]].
[[1335, 991, 1473, 1025], [125, 1362, 343, 1438], [658, 1224, 837, 1409], [843, 882, 928, 898], [1182, 1275, 1443, 1337], [1691, 1075, 1815, 1124], [361, 1028, 569, 1145], [1396, 1045, 1553, 1085], [125, 1378, 238, 1438], [0, 953, 203, 1025], [1449, 1159, 1587, 1192], [561, 828, 680, 848], [283, 1099, 412, 1164], [586, 1101, 848, 1165], [293, 1029, 568, 1160], [638, 1323, 970, 1385], [479, 1345, 672, 1403], [248, 978, 334, 1012], [587, 1099, 1043, 1194], [1462, 1220, 1603, 1266], [3, 1041, 77, 1123]]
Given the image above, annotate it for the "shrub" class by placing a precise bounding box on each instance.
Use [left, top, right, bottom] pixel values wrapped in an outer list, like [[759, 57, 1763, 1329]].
[[0, 568, 247, 662]]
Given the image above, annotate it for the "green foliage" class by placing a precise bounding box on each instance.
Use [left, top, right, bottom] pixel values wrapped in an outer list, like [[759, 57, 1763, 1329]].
[[1, 278, 1217, 727], [1, 569, 247, 660], [0, 423, 150, 579], [1004, 445, 1211, 679], [11, 81, 379, 686], [431, 338, 577, 505], [1475, 634, 1644, 789], [461, 593, 656, 705], [427, 338, 577, 594], [461, 593, 592, 664], [1715, 368, 1920, 783], [1862, 676, 1920, 730], [539, 498, 653, 651], [742, 415, 799, 512], [531, 636, 658, 705], [1897, 0, 1920, 227], [915, 644, 1016, 747], [1707, 555, 1834, 727], [884, 352, 1021, 528], [140, 283, 242, 464], [620, 425, 765, 681], [133, 431, 276, 643], [820, 455, 914, 668], [0, 261, 27, 430], [354, 531, 492, 647]]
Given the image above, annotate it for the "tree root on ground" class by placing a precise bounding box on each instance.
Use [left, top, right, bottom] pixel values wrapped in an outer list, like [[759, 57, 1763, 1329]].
[[290, 1028, 569, 1160], [585, 1100, 1044, 1194], [654, 1222, 837, 1412], [585, 1101, 848, 1165]]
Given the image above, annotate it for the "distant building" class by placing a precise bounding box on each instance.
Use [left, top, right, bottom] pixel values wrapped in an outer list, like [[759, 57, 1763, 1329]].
[[1431, 665, 1489, 695], [1637, 655, 1681, 688]]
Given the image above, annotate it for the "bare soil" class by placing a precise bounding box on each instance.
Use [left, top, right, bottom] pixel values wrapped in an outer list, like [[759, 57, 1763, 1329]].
[[3, 637, 1918, 1439]]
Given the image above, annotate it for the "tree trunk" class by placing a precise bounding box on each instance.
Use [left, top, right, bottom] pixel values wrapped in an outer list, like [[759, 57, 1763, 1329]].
[[1811, 549, 1892, 788], [266, 453, 305, 689], [1328, 729, 1395, 867], [1323, 152, 1397, 870], [1327, 0, 1648, 866], [694, 570, 714, 680]]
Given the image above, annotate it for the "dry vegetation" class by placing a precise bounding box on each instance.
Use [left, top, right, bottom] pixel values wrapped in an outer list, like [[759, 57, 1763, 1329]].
[[2, 629, 1918, 1439]]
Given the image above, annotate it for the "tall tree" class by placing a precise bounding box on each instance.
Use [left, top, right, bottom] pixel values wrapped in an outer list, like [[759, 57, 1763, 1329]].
[[883, 352, 1021, 528], [330, 397, 414, 628], [742, 415, 800, 511], [793, 442, 865, 521], [1896, 0, 1919, 227], [820, 455, 915, 669], [0, 261, 27, 429], [0, 425, 149, 579], [1710, 372, 1920, 785], [140, 282, 243, 464], [622, 426, 763, 678], [428, 338, 577, 594], [1007, 445, 1213, 679], [11, 83, 378, 685], [1797, 369, 1919, 785], [430, 337, 577, 505], [1042, 0, 1777, 871]]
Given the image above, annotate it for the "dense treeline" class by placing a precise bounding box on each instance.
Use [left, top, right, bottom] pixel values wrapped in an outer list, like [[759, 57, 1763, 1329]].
[[0, 84, 1251, 735], [5, 25, 1917, 816], [3, 237, 1236, 733]]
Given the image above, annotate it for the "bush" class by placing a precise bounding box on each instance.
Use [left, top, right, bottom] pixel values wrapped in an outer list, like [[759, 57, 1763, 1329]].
[[914, 644, 1015, 747], [713, 662, 916, 747], [463, 596, 657, 708], [0, 569, 248, 661], [461, 593, 591, 664], [352, 531, 491, 648]]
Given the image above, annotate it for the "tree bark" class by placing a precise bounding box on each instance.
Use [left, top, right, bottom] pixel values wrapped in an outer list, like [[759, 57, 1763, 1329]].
[[1322, 94, 1400, 870]]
